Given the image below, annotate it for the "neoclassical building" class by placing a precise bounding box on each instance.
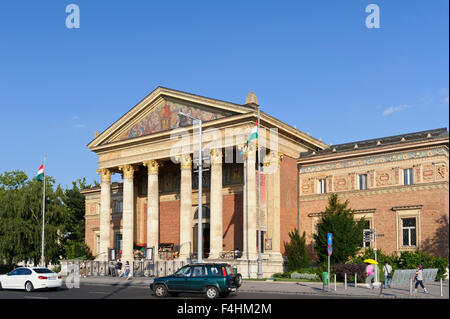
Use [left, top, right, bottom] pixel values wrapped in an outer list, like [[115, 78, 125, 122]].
[[82, 87, 327, 277], [82, 87, 449, 277]]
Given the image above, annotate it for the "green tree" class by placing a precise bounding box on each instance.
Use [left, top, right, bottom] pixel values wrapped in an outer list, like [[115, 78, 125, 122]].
[[284, 229, 310, 271], [313, 193, 367, 265], [0, 171, 66, 265]]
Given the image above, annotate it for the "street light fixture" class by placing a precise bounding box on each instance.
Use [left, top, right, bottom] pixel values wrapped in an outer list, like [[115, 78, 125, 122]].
[[178, 112, 203, 264]]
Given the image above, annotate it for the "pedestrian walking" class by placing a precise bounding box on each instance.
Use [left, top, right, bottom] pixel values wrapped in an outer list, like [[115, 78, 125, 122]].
[[124, 261, 132, 280], [117, 259, 123, 277], [81, 260, 86, 278], [383, 261, 392, 288], [413, 265, 428, 294], [365, 262, 375, 289]]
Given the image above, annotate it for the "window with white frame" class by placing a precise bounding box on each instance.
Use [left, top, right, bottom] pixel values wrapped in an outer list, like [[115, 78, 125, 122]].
[[403, 168, 414, 185], [318, 179, 326, 194], [401, 218, 417, 246], [359, 174, 368, 190]]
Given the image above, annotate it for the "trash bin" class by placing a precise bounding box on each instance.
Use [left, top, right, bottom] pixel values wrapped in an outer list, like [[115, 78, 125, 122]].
[[322, 272, 328, 285]]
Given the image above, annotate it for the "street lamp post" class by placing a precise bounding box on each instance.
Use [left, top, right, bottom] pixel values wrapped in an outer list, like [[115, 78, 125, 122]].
[[178, 112, 203, 264]]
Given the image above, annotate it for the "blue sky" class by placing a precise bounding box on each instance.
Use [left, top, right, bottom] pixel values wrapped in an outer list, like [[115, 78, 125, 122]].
[[0, 0, 448, 188]]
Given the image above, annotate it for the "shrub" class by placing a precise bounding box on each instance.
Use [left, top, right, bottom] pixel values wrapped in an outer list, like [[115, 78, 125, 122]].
[[64, 240, 94, 260], [332, 263, 367, 283], [397, 251, 448, 281], [284, 229, 310, 271]]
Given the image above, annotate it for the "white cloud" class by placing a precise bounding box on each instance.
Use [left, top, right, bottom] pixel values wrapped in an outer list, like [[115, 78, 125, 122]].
[[382, 104, 412, 116]]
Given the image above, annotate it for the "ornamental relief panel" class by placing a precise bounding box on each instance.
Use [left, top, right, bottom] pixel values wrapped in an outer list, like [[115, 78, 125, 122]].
[[376, 169, 394, 186], [422, 164, 434, 181], [436, 164, 449, 181], [301, 179, 314, 195], [334, 175, 351, 192]]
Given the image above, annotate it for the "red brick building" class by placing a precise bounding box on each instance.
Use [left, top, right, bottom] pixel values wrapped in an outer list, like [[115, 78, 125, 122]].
[[81, 88, 449, 277]]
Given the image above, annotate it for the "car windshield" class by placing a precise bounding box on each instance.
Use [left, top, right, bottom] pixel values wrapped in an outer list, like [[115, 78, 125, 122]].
[[33, 268, 54, 274]]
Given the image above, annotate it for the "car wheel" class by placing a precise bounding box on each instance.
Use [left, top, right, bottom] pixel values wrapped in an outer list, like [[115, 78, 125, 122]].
[[234, 274, 242, 288], [205, 286, 219, 299], [154, 284, 167, 298], [25, 281, 34, 292], [0, 281, 3, 291]]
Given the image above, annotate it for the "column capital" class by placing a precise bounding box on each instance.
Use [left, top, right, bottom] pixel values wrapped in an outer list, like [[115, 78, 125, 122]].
[[177, 154, 192, 170], [210, 148, 222, 165], [143, 160, 161, 174], [96, 168, 111, 182], [119, 164, 136, 179]]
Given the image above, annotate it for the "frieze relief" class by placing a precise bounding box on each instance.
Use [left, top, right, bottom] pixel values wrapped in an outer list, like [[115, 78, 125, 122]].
[[300, 147, 447, 174]]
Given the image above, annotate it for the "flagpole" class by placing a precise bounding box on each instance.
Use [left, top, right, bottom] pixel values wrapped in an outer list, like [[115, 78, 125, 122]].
[[40, 154, 46, 267], [257, 105, 263, 279]]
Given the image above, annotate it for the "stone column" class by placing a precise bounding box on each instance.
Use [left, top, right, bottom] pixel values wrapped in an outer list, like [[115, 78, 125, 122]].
[[179, 154, 193, 260], [271, 153, 283, 260], [143, 160, 160, 260], [208, 149, 223, 259], [243, 144, 257, 260], [119, 164, 135, 267], [97, 168, 111, 261]]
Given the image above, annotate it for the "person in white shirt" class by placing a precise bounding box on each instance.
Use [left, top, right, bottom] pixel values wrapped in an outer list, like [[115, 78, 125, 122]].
[[413, 265, 428, 294], [382, 262, 392, 288]]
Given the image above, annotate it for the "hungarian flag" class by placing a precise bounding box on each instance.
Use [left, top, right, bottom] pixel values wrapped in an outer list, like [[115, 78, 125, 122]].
[[241, 121, 258, 155], [36, 164, 44, 181]]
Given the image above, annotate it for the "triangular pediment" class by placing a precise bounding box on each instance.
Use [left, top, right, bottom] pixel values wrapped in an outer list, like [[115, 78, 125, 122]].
[[89, 87, 254, 149]]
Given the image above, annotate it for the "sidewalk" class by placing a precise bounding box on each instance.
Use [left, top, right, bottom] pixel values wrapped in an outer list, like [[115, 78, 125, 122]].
[[73, 276, 449, 299]]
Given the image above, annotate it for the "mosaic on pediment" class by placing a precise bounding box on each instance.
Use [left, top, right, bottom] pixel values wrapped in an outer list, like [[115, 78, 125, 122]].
[[119, 101, 230, 140]]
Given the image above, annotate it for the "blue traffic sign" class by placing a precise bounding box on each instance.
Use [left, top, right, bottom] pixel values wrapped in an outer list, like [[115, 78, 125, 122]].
[[327, 233, 333, 245], [327, 245, 332, 256]]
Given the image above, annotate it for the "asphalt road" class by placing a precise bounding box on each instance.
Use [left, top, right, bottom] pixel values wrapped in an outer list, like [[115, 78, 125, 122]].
[[0, 283, 355, 299]]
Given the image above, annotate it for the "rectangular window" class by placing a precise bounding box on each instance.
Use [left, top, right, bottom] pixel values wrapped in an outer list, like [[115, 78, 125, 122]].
[[403, 168, 414, 185], [115, 234, 123, 254], [118, 201, 123, 213], [318, 179, 326, 194], [359, 174, 368, 190], [402, 218, 417, 246]]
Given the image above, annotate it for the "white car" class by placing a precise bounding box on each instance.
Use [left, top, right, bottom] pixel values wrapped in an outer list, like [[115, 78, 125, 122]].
[[0, 267, 62, 292]]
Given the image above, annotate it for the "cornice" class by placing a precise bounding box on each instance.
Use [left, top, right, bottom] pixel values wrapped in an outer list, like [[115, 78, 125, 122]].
[[300, 181, 449, 202], [299, 146, 448, 174], [298, 138, 449, 165]]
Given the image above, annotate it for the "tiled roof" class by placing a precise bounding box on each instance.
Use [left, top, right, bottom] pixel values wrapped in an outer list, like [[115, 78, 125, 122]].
[[300, 128, 449, 158]]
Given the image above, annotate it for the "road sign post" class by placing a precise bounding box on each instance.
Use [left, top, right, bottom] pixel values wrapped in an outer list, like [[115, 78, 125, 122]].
[[327, 233, 332, 292]]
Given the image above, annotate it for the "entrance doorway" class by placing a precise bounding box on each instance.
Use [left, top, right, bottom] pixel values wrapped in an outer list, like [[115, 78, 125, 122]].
[[193, 206, 210, 259]]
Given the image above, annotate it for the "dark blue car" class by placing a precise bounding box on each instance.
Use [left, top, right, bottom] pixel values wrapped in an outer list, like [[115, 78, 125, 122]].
[[150, 263, 242, 299]]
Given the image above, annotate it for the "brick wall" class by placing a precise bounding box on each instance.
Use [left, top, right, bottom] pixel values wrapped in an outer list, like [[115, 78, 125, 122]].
[[300, 186, 449, 258], [280, 155, 299, 254]]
